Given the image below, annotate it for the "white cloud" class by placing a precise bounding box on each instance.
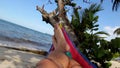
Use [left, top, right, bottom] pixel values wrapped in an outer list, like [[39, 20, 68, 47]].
[[104, 26, 118, 35], [102, 26, 120, 41]]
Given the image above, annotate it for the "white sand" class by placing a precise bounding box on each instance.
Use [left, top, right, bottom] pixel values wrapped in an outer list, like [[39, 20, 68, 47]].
[[0, 47, 45, 68], [110, 61, 120, 68]]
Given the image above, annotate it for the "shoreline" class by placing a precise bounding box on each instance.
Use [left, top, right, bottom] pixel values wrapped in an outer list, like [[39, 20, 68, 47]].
[[0, 36, 50, 51], [0, 37, 49, 53], [0, 40, 48, 56], [0, 46, 48, 56]]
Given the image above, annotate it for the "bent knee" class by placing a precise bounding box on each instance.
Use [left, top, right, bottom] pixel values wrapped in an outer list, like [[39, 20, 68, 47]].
[[36, 59, 57, 68]]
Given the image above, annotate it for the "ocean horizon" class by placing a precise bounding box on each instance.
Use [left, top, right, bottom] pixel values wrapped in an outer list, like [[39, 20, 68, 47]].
[[0, 19, 52, 51]]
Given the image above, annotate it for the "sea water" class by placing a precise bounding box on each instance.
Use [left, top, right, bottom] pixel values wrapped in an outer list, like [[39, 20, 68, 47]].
[[0, 19, 52, 51]]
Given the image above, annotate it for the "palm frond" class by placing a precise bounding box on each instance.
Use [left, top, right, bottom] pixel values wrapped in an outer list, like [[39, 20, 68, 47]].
[[100, 0, 104, 3], [114, 28, 120, 35], [89, 4, 103, 14], [80, 4, 102, 30], [94, 31, 110, 36], [112, 0, 120, 11]]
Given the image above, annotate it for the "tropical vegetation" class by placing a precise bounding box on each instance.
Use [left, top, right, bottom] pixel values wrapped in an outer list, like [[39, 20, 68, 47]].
[[70, 3, 120, 67]]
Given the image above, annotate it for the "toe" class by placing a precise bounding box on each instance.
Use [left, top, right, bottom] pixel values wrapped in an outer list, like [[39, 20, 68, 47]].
[[52, 36, 57, 49]]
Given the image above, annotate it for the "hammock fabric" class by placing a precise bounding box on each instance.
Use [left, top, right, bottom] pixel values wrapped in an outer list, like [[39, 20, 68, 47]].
[[49, 26, 97, 68]]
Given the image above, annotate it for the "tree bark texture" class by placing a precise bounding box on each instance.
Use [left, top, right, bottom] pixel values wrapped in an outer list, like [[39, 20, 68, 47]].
[[36, 0, 79, 45]]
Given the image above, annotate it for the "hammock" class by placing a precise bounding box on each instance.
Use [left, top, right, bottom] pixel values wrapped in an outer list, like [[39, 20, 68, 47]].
[[49, 26, 97, 68]]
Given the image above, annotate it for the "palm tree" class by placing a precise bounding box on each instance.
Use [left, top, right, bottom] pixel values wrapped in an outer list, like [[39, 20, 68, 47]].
[[71, 4, 112, 67], [114, 28, 120, 35]]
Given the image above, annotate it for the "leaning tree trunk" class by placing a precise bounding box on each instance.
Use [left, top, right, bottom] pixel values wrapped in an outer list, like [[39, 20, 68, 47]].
[[36, 0, 79, 45]]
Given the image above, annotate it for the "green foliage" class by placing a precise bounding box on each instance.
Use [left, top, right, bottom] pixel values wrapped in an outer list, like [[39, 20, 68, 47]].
[[114, 28, 120, 35], [94, 31, 110, 36], [109, 37, 120, 53], [71, 3, 120, 68], [113, 52, 120, 59]]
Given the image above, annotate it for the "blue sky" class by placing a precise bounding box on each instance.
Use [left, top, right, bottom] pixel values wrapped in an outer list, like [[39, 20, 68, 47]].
[[0, 0, 120, 40]]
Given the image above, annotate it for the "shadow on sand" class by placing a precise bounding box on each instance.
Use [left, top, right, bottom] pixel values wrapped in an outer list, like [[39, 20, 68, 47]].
[[0, 47, 45, 68]]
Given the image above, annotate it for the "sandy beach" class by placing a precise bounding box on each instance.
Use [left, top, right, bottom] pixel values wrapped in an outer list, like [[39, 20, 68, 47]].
[[0, 41, 120, 68], [0, 46, 120, 68], [110, 61, 120, 68], [0, 46, 45, 68]]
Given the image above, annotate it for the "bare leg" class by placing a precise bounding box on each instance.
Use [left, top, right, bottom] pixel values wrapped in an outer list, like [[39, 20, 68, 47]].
[[37, 24, 69, 68], [47, 24, 70, 68], [37, 24, 82, 68]]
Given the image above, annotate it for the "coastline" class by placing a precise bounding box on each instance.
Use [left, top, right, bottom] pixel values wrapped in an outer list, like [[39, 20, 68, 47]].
[[0, 37, 48, 55]]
